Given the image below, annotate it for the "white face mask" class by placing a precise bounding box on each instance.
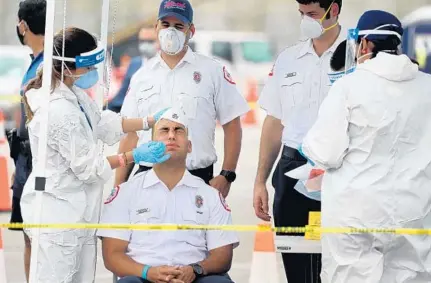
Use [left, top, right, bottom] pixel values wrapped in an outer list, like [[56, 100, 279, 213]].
[[139, 41, 157, 59], [300, 15, 325, 39], [158, 27, 187, 55], [300, 1, 337, 39]]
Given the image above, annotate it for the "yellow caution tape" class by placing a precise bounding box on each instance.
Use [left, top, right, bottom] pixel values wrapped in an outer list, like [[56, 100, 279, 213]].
[[305, 212, 322, 240], [0, 94, 21, 103], [248, 102, 257, 110], [2, 223, 431, 235]]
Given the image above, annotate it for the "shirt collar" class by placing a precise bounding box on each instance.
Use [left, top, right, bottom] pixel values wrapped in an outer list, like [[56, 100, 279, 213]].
[[297, 25, 346, 59], [150, 45, 196, 70], [143, 168, 202, 189]]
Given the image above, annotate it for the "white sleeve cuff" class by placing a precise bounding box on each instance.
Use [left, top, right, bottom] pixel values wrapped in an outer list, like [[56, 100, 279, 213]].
[[98, 158, 113, 184], [208, 238, 240, 251]]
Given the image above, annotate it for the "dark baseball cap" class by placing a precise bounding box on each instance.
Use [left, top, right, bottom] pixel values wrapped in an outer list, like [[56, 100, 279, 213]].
[[158, 0, 193, 25]]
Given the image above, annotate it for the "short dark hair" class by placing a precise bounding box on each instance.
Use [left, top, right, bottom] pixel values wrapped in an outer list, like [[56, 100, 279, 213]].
[[357, 35, 401, 59], [18, 0, 46, 35], [296, 0, 342, 19], [330, 40, 346, 71]]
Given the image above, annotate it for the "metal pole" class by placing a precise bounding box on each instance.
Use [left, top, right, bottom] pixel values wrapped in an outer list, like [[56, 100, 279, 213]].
[[28, 0, 56, 282], [97, 2, 119, 281], [96, 0, 110, 110]]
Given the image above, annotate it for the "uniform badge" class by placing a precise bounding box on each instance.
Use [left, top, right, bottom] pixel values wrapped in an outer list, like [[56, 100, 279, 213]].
[[219, 192, 231, 212], [193, 71, 201, 84], [195, 195, 204, 208], [104, 186, 120, 204], [223, 66, 236, 85], [285, 72, 297, 78], [137, 208, 150, 215]]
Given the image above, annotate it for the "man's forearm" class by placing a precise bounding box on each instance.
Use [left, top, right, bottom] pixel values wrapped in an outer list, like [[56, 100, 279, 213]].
[[104, 251, 145, 278], [255, 116, 283, 184], [199, 247, 233, 275], [221, 118, 242, 171], [114, 133, 138, 187]]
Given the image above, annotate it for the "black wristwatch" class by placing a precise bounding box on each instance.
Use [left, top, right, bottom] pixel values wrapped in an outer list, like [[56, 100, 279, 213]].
[[190, 263, 205, 277], [220, 170, 236, 183]]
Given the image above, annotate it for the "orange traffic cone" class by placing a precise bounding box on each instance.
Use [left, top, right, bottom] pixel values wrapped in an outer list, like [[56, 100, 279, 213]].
[[248, 223, 280, 283], [0, 229, 7, 283], [0, 110, 12, 212], [243, 78, 258, 125]]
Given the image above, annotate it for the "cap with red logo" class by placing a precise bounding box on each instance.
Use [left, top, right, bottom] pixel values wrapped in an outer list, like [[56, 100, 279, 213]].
[[158, 0, 193, 25]]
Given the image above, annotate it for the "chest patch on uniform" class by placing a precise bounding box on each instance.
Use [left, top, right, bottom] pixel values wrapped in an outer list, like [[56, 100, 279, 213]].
[[137, 208, 150, 215], [195, 195, 204, 208], [219, 192, 231, 212], [193, 71, 202, 84], [104, 186, 120, 204], [223, 66, 236, 85], [285, 72, 297, 78]]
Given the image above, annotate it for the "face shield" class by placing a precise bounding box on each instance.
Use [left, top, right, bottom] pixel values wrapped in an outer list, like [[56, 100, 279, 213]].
[[344, 24, 403, 73], [52, 44, 106, 90], [328, 39, 355, 85]]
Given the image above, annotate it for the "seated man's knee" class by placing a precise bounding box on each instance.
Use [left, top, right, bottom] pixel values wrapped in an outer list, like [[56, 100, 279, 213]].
[[118, 276, 147, 283]]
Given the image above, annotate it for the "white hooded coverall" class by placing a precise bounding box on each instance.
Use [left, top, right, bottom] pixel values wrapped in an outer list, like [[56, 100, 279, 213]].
[[21, 82, 124, 283], [302, 52, 431, 283]]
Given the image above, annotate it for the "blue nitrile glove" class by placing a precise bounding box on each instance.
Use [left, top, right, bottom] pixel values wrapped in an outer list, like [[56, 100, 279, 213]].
[[132, 141, 171, 164], [298, 144, 315, 166], [153, 108, 170, 122]]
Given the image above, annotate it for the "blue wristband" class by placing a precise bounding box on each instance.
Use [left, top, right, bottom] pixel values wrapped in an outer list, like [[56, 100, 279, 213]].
[[142, 265, 151, 280]]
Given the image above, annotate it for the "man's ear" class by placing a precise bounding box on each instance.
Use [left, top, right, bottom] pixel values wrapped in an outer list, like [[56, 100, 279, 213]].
[[187, 140, 192, 154], [330, 3, 340, 18], [189, 24, 195, 39], [360, 38, 373, 54]]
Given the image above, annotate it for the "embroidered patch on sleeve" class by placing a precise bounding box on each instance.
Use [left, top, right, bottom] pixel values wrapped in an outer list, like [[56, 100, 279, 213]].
[[104, 186, 120, 204], [223, 66, 236, 85], [219, 192, 231, 212]]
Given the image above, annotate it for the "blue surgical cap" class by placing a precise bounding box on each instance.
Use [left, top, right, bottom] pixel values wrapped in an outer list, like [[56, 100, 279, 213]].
[[356, 10, 403, 42]]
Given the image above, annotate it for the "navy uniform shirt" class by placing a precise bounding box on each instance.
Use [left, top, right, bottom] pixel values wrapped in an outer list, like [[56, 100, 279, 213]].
[[18, 52, 44, 139]]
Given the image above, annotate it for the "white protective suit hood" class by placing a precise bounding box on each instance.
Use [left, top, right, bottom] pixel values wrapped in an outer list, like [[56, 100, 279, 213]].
[[358, 52, 419, 82]]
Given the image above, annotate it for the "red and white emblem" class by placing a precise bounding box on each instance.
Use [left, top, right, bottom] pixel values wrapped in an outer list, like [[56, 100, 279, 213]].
[[104, 186, 120, 204], [268, 64, 275, 77], [219, 192, 231, 212], [223, 66, 236, 85], [195, 195, 204, 208], [193, 71, 201, 84]]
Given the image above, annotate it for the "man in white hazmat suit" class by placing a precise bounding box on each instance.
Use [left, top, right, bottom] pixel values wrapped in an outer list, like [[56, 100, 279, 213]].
[[300, 10, 431, 283], [20, 27, 172, 283]]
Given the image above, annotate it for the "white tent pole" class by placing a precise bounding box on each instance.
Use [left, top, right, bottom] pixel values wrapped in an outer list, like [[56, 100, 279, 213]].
[[96, 0, 110, 110], [93, 0, 111, 244], [28, 0, 56, 282]]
